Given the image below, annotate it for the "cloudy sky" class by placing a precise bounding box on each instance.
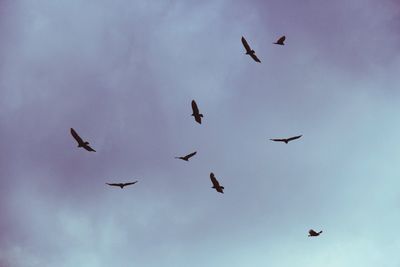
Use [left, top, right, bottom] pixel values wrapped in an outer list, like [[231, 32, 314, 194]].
[[1, 0, 400, 266]]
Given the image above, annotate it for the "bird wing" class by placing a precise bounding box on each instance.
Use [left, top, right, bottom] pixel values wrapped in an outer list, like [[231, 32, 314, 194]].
[[84, 144, 96, 152], [185, 151, 197, 159], [194, 115, 202, 124], [191, 100, 199, 114], [123, 181, 138, 186], [106, 183, 122, 187], [70, 128, 84, 145], [278, 35, 286, 44], [309, 229, 317, 235], [287, 135, 302, 142], [210, 173, 220, 187], [241, 36, 251, 52], [270, 138, 285, 142], [250, 53, 261, 63]]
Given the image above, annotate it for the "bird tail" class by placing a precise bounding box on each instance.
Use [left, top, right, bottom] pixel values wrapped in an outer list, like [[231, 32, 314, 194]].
[[318, 231, 323, 234], [220, 186, 224, 189], [200, 114, 203, 117], [84, 142, 89, 145]]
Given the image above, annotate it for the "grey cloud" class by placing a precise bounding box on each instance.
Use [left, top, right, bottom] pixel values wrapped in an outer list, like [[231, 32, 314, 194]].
[[1, 0, 400, 266]]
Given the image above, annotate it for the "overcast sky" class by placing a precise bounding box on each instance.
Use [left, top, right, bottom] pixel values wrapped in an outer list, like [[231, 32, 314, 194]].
[[1, 0, 400, 266]]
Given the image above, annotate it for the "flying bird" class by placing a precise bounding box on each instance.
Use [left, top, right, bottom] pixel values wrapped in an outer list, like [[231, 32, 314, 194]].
[[106, 181, 138, 189], [191, 100, 203, 124], [308, 229, 323, 237], [210, 172, 224, 193], [270, 135, 302, 144], [70, 128, 96, 152], [175, 151, 197, 161], [273, 35, 286, 45], [241, 36, 261, 63]]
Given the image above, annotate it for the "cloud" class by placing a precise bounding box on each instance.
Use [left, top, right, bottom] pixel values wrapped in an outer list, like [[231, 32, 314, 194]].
[[1, 0, 400, 266]]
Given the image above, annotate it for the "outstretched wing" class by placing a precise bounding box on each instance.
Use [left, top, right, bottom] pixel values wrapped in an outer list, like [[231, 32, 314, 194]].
[[270, 138, 286, 142], [287, 135, 302, 142], [185, 151, 197, 159], [70, 128, 84, 145], [241, 36, 251, 52], [122, 181, 138, 187], [210, 173, 220, 187], [84, 145, 96, 152], [309, 229, 317, 235], [191, 100, 199, 114], [250, 53, 261, 63], [106, 183, 122, 187], [194, 115, 202, 124], [277, 35, 286, 44]]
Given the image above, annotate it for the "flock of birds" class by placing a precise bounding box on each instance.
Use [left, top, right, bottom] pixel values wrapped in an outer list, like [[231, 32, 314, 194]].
[[69, 35, 323, 238]]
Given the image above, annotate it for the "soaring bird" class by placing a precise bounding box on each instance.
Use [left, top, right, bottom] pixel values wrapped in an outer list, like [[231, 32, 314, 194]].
[[270, 135, 302, 144], [273, 35, 286, 45], [210, 172, 224, 193], [308, 229, 323, 237], [70, 128, 96, 152], [191, 100, 203, 124], [106, 181, 138, 189], [241, 36, 261, 63], [175, 151, 197, 161]]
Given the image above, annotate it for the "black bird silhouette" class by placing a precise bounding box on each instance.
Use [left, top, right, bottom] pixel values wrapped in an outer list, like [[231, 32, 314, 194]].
[[270, 135, 302, 144], [210, 172, 224, 193], [106, 181, 138, 189], [70, 128, 96, 152], [273, 35, 286, 45], [308, 229, 323, 237], [191, 100, 203, 124], [241, 36, 261, 63], [175, 151, 197, 161]]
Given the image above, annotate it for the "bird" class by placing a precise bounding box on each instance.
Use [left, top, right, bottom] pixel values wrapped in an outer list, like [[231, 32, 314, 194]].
[[241, 36, 261, 63], [191, 100, 203, 124], [106, 181, 138, 189], [308, 229, 323, 237], [70, 128, 96, 152], [273, 35, 286, 45], [270, 135, 302, 144], [210, 172, 224, 193], [175, 151, 197, 161]]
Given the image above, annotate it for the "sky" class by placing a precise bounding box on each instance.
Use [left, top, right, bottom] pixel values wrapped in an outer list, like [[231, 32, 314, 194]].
[[1, 0, 400, 266]]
